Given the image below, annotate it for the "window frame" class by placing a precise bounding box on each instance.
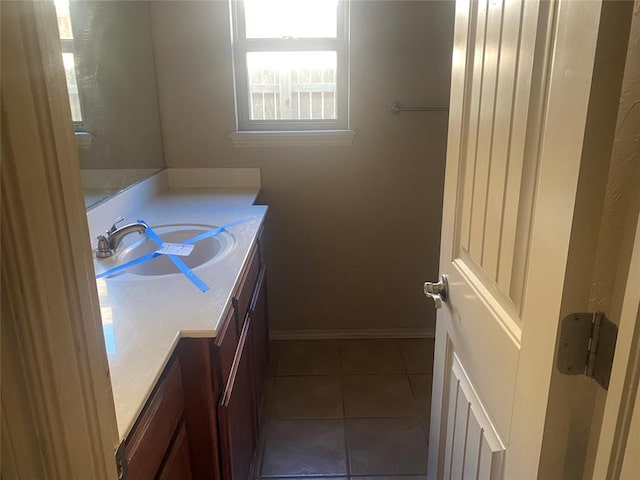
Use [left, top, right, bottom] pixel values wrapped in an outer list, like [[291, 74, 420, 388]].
[[230, 0, 350, 132]]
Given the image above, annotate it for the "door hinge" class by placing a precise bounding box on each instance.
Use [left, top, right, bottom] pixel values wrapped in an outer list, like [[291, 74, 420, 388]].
[[115, 442, 128, 480], [556, 311, 618, 390]]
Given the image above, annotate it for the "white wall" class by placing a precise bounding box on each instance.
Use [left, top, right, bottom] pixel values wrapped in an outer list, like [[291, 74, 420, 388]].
[[149, 0, 455, 334]]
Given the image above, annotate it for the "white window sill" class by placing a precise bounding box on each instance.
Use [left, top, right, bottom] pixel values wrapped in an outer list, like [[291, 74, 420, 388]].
[[228, 130, 356, 147]]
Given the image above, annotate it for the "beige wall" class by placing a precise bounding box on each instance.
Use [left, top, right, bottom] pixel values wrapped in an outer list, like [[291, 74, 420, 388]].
[[591, 1, 640, 322], [149, 0, 455, 333]]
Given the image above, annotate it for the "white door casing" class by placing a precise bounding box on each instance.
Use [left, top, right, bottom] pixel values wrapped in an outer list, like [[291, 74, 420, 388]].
[[1, 2, 120, 478], [592, 191, 640, 478], [428, 0, 631, 478]]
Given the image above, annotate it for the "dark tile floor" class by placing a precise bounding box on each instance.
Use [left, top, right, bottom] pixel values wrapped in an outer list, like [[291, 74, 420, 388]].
[[253, 338, 435, 479]]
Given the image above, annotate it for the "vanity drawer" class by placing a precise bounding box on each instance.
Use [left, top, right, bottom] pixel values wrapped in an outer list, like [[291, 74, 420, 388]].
[[213, 306, 239, 394], [125, 359, 184, 480], [233, 244, 260, 324]]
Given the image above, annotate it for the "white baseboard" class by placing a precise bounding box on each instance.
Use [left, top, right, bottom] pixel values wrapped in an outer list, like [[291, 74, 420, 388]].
[[269, 328, 435, 340]]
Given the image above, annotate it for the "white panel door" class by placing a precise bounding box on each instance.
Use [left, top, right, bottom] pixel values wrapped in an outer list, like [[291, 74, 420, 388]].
[[428, 0, 624, 478]]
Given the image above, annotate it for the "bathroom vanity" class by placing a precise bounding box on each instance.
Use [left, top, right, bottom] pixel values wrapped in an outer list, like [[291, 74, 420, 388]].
[[124, 232, 267, 480], [88, 169, 268, 480]]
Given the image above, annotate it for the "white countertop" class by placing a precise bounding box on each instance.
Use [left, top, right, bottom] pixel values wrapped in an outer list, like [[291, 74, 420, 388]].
[[88, 169, 266, 441]]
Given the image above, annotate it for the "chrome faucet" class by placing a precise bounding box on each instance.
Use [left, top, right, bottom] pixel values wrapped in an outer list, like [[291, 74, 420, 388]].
[[96, 217, 148, 258]]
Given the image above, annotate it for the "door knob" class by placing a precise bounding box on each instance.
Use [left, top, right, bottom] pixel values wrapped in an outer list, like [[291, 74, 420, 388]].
[[424, 275, 449, 309]]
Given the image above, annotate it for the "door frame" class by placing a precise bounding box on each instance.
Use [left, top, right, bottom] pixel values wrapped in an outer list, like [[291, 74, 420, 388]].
[[1, 2, 119, 478], [592, 190, 640, 478]]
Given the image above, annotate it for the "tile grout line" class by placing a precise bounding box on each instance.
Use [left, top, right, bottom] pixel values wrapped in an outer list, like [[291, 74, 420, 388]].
[[274, 372, 421, 377], [258, 342, 280, 479], [338, 341, 352, 478], [400, 339, 435, 443], [260, 339, 432, 478], [259, 414, 429, 421], [398, 338, 411, 377], [398, 339, 424, 427], [256, 381, 270, 478]]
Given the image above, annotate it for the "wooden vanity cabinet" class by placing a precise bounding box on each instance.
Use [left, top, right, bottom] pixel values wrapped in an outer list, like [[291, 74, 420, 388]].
[[124, 236, 269, 480], [217, 238, 269, 480], [124, 359, 190, 480], [157, 423, 192, 480], [212, 307, 239, 397], [249, 264, 269, 427], [218, 318, 257, 480], [233, 245, 260, 330], [176, 339, 222, 480]]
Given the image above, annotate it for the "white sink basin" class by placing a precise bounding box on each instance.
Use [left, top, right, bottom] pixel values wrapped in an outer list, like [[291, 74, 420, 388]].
[[114, 224, 235, 277]]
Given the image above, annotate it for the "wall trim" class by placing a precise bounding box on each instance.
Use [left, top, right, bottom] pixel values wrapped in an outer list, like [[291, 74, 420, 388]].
[[270, 328, 435, 340]]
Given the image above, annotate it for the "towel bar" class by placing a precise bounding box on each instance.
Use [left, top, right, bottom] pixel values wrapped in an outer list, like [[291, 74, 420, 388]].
[[390, 101, 448, 114]]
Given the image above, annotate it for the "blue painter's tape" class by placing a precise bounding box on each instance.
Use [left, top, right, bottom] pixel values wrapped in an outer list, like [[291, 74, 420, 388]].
[[182, 226, 225, 244], [173, 262, 210, 292], [95, 218, 253, 293], [182, 218, 250, 244], [143, 224, 210, 293], [95, 251, 161, 279], [141, 222, 163, 246]]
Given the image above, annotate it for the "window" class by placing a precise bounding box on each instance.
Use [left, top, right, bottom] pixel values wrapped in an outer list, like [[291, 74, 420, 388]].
[[54, 0, 84, 125], [231, 0, 349, 132]]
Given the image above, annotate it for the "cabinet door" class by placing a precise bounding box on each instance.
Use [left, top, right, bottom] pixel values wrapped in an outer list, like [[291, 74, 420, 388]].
[[250, 265, 269, 425], [177, 339, 222, 480], [157, 422, 192, 480], [126, 360, 184, 480], [218, 319, 257, 480]]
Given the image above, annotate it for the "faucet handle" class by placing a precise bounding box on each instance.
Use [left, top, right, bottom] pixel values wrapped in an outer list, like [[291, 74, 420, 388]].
[[95, 234, 114, 258], [107, 216, 125, 234]]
